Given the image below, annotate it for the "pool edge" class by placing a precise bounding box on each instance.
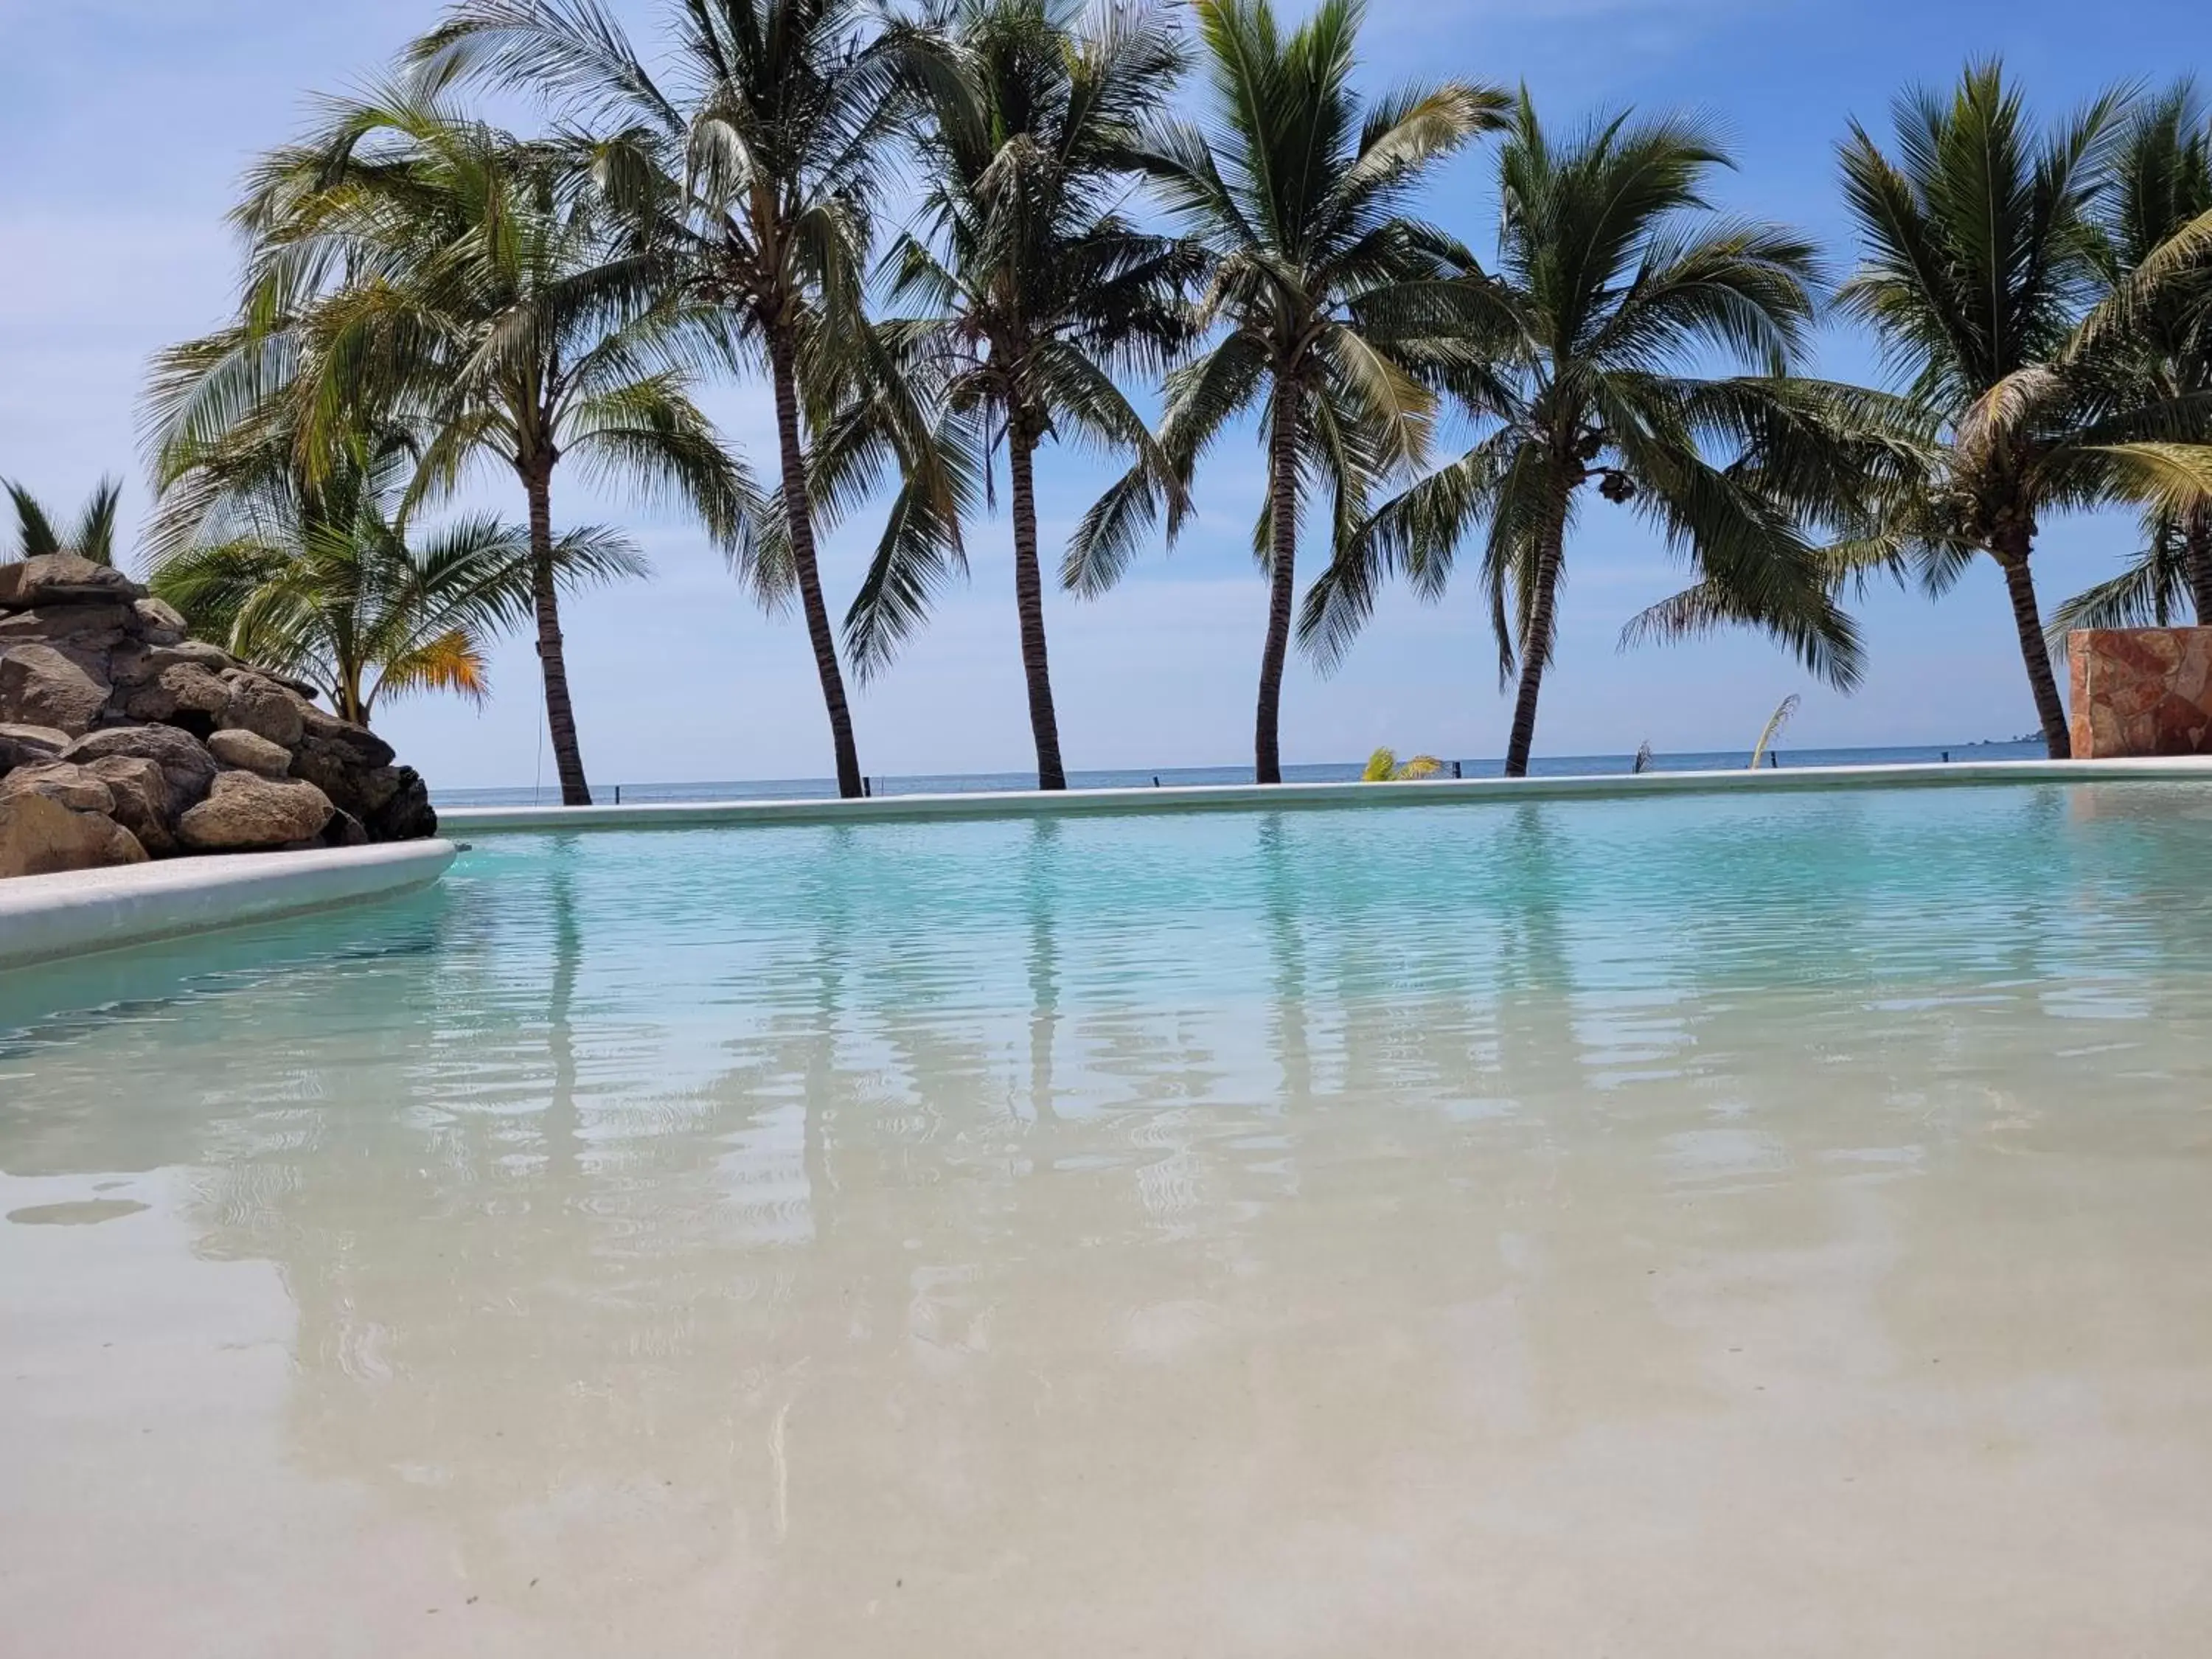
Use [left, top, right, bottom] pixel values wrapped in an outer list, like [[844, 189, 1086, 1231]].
[[436, 757, 2212, 833], [0, 841, 460, 970]]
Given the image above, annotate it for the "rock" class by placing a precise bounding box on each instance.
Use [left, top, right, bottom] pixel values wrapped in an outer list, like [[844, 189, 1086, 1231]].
[[288, 721, 436, 839], [0, 557, 432, 873], [63, 725, 218, 811], [220, 663, 321, 703], [0, 790, 147, 877], [0, 722, 72, 774], [299, 703, 397, 765], [365, 768, 437, 841], [0, 643, 112, 734], [285, 738, 363, 811], [0, 602, 137, 648], [220, 674, 306, 748], [132, 597, 188, 644], [0, 761, 116, 814], [143, 641, 234, 672], [82, 754, 175, 855], [206, 727, 293, 778], [176, 771, 334, 852], [106, 644, 154, 688], [0, 554, 142, 611], [125, 662, 231, 731], [0, 722, 72, 752], [288, 704, 428, 838]]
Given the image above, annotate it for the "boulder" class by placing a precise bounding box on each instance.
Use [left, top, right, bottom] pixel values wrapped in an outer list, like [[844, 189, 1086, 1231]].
[[206, 727, 293, 778], [0, 554, 434, 877], [221, 663, 321, 703], [176, 771, 335, 852], [124, 661, 231, 730], [0, 722, 72, 774], [105, 640, 239, 692], [0, 602, 137, 648], [299, 702, 396, 762], [142, 641, 234, 673], [288, 704, 433, 838], [0, 643, 112, 734], [0, 554, 142, 611], [364, 768, 437, 841], [105, 644, 153, 689], [220, 673, 306, 748], [291, 740, 398, 813], [82, 754, 176, 855], [0, 790, 147, 878], [63, 725, 218, 810], [0, 761, 116, 815], [132, 597, 188, 644]]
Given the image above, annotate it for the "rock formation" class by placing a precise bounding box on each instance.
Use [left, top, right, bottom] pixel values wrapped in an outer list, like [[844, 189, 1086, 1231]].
[[0, 554, 437, 878]]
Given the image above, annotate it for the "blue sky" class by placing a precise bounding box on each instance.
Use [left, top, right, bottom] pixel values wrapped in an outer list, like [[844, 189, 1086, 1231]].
[[2, 0, 2200, 787]]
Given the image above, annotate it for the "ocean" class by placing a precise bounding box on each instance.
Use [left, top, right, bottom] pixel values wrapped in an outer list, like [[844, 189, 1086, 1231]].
[[430, 740, 2053, 808]]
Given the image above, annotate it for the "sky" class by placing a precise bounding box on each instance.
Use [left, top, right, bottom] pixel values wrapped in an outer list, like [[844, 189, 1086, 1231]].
[[2, 0, 2203, 789]]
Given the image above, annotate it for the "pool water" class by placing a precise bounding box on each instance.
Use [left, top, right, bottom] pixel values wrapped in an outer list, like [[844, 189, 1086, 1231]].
[[6, 782, 2212, 1655]]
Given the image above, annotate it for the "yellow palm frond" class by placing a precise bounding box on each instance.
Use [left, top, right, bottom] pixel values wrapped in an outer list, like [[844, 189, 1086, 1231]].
[[371, 628, 490, 710]]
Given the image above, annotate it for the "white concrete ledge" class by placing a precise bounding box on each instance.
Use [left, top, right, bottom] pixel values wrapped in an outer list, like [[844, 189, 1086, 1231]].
[[0, 840, 458, 970], [439, 757, 2212, 835]]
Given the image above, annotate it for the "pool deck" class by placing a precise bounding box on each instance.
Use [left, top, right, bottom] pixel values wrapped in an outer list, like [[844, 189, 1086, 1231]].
[[437, 755, 2212, 834], [0, 840, 458, 971]]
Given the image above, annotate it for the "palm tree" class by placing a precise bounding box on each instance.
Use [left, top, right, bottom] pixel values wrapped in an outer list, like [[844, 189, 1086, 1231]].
[[2055, 83, 2212, 631], [150, 427, 644, 726], [410, 0, 922, 800], [855, 0, 1197, 790], [5, 477, 122, 566], [148, 83, 759, 804], [1302, 97, 1857, 778], [1062, 0, 1507, 785], [1837, 63, 2212, 757]]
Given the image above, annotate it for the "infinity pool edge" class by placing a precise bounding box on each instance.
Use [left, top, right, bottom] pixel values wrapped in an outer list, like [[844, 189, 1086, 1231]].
[[437, 756, 2212, 833], [0, 840, 459, 970]]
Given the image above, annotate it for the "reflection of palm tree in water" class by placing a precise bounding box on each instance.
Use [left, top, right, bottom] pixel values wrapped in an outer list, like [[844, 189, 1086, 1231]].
[[1026, 818, 1061, 1125], [1257, 814, 1312, 1111], [541, 838, 584, 1180], [169, 838, 832, 1604]]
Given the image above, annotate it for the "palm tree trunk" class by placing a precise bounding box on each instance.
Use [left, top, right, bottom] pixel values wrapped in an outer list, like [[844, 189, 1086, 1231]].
[[1006, 422, 1067, 791], [1503, 495, 1569, 779], [2185, 506, 2212, 625], [1255, 395, 1299, 785], [770, 334, 864, 800], [1997, 540, 2070, 759], [523, 460, 592, 805]]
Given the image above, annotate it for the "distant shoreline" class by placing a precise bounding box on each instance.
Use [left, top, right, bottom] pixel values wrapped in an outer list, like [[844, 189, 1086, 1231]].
[[432, 742, 2052, 808]]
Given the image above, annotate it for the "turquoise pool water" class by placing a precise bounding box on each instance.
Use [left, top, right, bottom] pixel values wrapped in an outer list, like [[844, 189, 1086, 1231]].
[[6, 781, 2212, 1656]]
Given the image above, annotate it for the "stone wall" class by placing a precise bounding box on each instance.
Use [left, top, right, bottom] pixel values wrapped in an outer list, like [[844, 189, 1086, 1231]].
[[1, 554, 436, 878], [2067, 627, 2212, 759]]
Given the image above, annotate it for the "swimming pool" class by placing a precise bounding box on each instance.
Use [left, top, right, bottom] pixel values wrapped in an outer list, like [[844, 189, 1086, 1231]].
[[6, 779, 2212, 1654]]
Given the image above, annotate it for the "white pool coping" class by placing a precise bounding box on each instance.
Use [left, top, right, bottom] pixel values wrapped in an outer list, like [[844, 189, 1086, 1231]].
[[0, 840, 459, 971], [437, 756, 2212, 834]]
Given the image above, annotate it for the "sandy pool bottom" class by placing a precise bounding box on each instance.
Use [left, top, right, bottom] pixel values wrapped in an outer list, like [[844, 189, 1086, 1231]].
[[5, 1014, 2211, 1657]]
